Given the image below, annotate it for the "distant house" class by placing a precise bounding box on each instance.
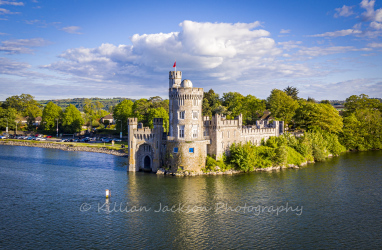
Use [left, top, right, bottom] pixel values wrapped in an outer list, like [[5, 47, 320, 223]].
[[34, 117, 42, 126], [333, 105, 345, 111], [100, 114, 114, 124], [19, 117, 28, 124], [259, 110, 274, 121]]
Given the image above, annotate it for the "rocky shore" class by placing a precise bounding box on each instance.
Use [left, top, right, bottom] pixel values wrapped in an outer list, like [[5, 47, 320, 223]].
[[0, 140, 128, 157], [156, 160, 315, 177]]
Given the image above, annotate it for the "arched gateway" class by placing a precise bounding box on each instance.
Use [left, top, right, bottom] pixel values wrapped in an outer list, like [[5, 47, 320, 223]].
[[136, 143, 153, 171]]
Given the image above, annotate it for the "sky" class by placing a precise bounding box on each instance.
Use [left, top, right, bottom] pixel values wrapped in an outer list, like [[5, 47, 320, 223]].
[[0, 0, 382, 101]]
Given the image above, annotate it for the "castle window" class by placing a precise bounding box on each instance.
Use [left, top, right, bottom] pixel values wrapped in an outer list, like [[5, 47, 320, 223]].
[[178, 99, 184, 106], [179, 125, 185, 138], [189, 148, 194, 153], [222, 131, 224, 138], [174, 147, 178, 153], [192, 126, 198, 138], [193, 99, 198, 106], [192, 111, 198, 119], [156, 141, 158, 149], [222, 142, 224, 148], [228, 131, 230, 138], [234, 130, 236, 137], [179, 111, 185, 119]]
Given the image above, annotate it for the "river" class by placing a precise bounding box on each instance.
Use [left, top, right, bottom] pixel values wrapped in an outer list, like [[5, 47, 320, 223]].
[[0, 145, 381, 249]]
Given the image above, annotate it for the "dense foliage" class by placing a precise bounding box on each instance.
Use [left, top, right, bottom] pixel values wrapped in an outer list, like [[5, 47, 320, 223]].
[[225, 130, 346, 172]]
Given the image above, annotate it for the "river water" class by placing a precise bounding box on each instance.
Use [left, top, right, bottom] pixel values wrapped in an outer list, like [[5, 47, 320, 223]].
[[0, 145, 381, 249]]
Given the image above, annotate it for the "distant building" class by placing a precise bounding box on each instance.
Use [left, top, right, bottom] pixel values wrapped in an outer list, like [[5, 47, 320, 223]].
[[100, 114, 114, 124], [127, 71, 284, 173]]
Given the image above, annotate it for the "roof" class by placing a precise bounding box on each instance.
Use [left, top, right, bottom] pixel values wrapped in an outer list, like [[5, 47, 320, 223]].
[[102, 114, 114, 119]]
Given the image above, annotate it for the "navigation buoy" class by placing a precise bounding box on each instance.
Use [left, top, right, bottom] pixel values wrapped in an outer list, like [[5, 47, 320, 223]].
[[106, 189, 111, 198]]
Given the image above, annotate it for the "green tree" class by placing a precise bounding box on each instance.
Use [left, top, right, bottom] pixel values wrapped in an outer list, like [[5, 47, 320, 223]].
[[61, 104, 84, 133], [203, 89, 221, 117], [267, 89, 299, 127], [221, 92, 245, 118], [2, 94, 42, 127], [147, 107, 169, 132], [0, 107, 17, 131], [113, 99, 134, 134], [242, 95, 266, 125], [344, 94, 381, 116], [132, 98, 151, 125], [283, 86, 299, 100], [41, 102, 62, 133], [320, 100, 330, 105], [341, 108, 382, 150], [294, 102, 343, 133]]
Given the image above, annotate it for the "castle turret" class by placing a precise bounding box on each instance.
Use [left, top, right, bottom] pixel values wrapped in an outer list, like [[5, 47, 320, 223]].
[[127, 118, 138, 171], [167, 71, 209, 172], [169, 71, 182, 88]]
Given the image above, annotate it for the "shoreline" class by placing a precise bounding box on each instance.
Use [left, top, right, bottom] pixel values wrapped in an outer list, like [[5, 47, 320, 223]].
[[0, 140, 128, 157], [0, 140, 347, 176]]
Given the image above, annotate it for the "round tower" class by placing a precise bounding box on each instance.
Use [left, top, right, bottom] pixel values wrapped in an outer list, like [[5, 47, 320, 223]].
[[167, 71, 209, 172]]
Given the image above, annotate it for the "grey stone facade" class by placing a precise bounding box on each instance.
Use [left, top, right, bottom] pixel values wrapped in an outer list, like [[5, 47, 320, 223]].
[[127, 71, 284, 172]]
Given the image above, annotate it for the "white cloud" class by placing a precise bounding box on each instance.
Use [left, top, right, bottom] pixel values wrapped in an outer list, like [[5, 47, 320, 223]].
[[0, 38, 50, 54], [368, 42, 382, 47], [296, 46, 371, 57], [0, 7, 20, 14], [360, 0, 376, 21], [303, 78, 382, 99], [370, 21, 382, 29], [308, 29, 362, 37], [46, 20, 301, 86], [280, 29, 291, 34], [61, 26, 82, 34], [0, 0, 24, 6], [334, 5, 355, 18]]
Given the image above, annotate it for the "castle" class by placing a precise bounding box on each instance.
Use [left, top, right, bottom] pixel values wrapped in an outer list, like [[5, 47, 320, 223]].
[[127, 71, 284, 173]]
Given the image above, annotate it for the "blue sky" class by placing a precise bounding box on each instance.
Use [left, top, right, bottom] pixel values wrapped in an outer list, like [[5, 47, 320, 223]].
[[0, 0, 381, 101]]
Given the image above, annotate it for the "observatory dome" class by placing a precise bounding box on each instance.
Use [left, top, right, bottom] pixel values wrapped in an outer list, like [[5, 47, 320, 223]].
[[181, 79, 193, 88]]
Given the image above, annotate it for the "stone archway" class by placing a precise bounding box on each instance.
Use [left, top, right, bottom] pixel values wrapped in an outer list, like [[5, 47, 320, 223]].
[[136, 143, 153, 171]]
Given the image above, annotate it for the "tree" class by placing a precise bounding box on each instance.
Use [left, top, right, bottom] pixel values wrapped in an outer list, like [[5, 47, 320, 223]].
[[341, 108, 382, 150], [0, 107, 17, 131], [283, 86, 299, 100], [2, 94, 42, 127], [62, 105, 84, 133], [221, 92, 245, 118], [267, 89, 299, 127], [147, 107, 169, 132], [320, 100, 330, 105], [242, 95, 266, 125], [113, 100, 134, 134], [1, 94, 42, 115], [41, 102, 62, 133], [344, 94, 381, 116], [203, 89, 221, 117], [132, 98, 151, 125], [294, 102, 343, 133]]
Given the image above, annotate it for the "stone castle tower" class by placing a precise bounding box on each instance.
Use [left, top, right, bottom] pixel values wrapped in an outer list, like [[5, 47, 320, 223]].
[[166, 71, 209, 172]]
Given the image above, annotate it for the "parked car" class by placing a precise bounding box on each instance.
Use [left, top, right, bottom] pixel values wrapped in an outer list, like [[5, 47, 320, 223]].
[[0, 135, 5, 139], [46, 136, 52, 138], [114, 139, 122, 142]]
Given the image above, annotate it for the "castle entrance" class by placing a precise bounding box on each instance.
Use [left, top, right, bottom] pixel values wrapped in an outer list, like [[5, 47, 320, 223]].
[[144, 156, 151, 169], [136, 143, 153, 171]]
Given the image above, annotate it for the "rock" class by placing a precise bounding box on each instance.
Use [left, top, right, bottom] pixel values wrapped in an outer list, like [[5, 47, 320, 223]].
[[214, 166, 220, 171], [156, 168, 165, 175]]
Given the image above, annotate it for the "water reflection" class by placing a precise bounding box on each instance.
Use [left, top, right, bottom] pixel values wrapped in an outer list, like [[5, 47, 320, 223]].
[[1, 145, 382, 249]]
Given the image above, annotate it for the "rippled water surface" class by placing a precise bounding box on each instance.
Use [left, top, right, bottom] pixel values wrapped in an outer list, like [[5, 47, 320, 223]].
[[0, 145, 381, 249]]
